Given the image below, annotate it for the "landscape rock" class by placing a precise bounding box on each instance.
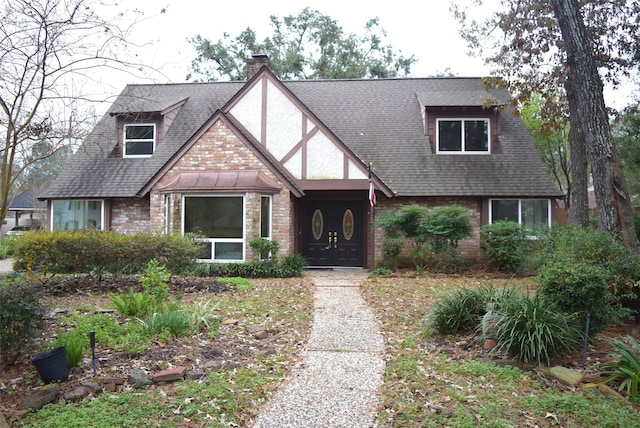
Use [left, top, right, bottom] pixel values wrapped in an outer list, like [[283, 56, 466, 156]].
[[595, 383, 630, 403], [546, 366, 583, 386], [63, 386, 90, 402], [185, 369, 205, 380], [17, 384, 59, 410], [252, 330, 268, 340], [203, 360, 221, 370], [94, 376, 124, 392], [92, 376, 124, 385], [152, 366, 186, 383], [80, 380, 102, 394], [129, 369, 152, 388], [254, 347, 277, 358], [0, 413, 10, 428]]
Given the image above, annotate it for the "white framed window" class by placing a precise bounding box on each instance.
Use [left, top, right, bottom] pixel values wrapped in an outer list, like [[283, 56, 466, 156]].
[[124, 123, 155, 157], [182, 195, 245, 262], [164, 194, 171, 235], [51, 200, 104, 231], [260, 196, 272, 239], [436, 118, 490, 153], [489, 199, 551, 232]]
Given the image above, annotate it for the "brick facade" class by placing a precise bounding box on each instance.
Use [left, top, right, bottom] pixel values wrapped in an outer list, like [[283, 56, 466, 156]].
[[149, 119, 294, 262], [110, 197, 151, 234], [371, 196, 484, 267]]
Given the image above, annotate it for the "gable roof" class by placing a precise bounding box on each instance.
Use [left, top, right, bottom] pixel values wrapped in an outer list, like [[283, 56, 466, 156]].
[[5, 189, 46, 210], [40, 72, 562, 200]]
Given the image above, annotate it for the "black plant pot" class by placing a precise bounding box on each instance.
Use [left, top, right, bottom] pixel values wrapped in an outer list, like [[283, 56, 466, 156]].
[[30, 346, 69, 383]]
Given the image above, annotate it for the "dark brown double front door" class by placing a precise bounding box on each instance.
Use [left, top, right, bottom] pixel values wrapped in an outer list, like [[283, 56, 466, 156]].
[[301, 201, 364, 267]]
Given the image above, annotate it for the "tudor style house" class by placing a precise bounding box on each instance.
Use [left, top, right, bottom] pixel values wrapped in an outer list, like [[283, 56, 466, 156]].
[[39, 55, 563, 268]]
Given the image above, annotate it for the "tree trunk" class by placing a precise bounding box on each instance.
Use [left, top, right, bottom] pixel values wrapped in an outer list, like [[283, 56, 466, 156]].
[[552, 0, 639, 251], [565, 77, 589, 226]]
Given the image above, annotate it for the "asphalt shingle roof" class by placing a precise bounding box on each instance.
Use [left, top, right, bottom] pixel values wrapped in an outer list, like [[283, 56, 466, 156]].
[[40, 75, 562, 200]]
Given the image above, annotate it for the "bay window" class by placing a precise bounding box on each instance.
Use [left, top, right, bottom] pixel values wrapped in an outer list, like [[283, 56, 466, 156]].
[[183, 195, 245, 261]]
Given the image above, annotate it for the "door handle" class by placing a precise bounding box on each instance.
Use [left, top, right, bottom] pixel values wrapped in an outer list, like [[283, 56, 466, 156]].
[[333, 231, 338, 248]]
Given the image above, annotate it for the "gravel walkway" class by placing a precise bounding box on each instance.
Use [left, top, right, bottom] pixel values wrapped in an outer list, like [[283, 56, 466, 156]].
[[250, 269, 385, 428], [0, 257, 13, 272]]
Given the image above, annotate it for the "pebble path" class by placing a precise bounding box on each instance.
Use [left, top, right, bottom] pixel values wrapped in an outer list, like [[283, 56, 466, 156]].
[[250, 269, 385, 428]]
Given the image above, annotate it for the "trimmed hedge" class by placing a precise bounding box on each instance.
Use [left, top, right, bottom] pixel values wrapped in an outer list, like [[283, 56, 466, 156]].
[[11, 230, 200, 275], [179, 254, 306, 278]]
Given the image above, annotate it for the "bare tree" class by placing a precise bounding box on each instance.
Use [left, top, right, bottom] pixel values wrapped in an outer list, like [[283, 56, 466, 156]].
[[0, 0, 155, 225], [551, 0, 639, 251]]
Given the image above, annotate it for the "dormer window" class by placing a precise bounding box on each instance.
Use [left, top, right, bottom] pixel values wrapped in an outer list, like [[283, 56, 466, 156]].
[[124, 123, 155, 157], [436, 118, 489, 153]]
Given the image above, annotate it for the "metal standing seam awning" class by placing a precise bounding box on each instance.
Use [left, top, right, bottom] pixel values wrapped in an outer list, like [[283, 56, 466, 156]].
[[156, 171, 282, 193]]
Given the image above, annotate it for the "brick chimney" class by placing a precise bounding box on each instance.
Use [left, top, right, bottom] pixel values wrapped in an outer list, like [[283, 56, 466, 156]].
[[246, 54, 271, 80]]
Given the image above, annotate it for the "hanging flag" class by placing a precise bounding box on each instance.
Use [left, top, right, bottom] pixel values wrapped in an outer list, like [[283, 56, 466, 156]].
[[368, 164, 377, 207]]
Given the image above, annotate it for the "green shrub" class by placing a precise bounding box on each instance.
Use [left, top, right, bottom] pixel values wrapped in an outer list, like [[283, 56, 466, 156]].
[[381, 236, 403, 269], [532, 225, 640, 297], [430, 246, 466, 274], [0, 274, 45, 366], [375, 205, 472, 273], [597, 335, 640, 401], [140, 259, 171, 310], [481, 221, 529, 273], [249, 237, 280, 261], [110, 259, 173, 317], [278, 254, 306, 277], [537, 261, 627, 333], [493, 295, 583, 365], [0, 241, 10, 259], [420, 205, 474, 253]]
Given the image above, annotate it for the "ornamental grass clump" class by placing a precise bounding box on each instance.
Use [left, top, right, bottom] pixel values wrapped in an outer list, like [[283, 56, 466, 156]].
[[492, 294, 583, 365], [139, 311, 192, 339], [426, 284, 519, 334], [596, 335, 640, 402]]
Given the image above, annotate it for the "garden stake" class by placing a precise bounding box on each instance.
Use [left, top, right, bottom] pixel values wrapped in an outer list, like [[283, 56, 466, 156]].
[[90, 331, 97, 376], [581, 312, 591, 370]]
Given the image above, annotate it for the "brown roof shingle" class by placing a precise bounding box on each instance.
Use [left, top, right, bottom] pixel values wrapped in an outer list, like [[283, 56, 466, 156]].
[[40, 75, 562, 200]]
